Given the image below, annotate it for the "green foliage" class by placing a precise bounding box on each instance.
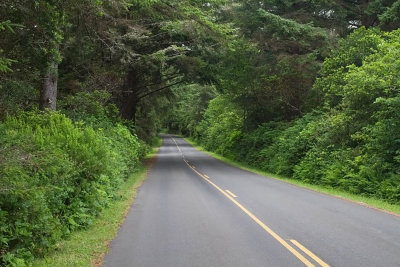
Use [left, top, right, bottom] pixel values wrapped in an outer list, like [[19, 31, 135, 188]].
[[130, 0, 160, 7], [218, 2, 332, 125], [59, 90, 148, 166], [135, 95, 164, 145], [292, 28, 400, 200], [58, 91, 120, 126], [379, 0, 400, 30], [196, 95, 243, 157], [0, 56, 14, 73], [313, 27, 383, 108], [166, 84, 217, 136], [2, 1, 400, 264], [0, 20, 17, 72], [0, 111, 145, 266], [185, 26, 400, 206], [256, 8, 327, 46], [251, 0, 400, 32], [231, 121, 289, 166], [256, 113, 320, 176], [0, 81, 38, 120]]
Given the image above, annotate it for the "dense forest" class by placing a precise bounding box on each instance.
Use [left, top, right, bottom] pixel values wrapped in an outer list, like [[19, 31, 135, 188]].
[[1, 0, 400, 265]]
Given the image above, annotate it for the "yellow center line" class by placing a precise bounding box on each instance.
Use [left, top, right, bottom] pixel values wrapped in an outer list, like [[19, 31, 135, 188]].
[[226, 190, 238, 198], [172, 137, 327, 267], [184, 162, 315, 267], [204, 175, 210, 179], [290, 240, 330, 267], [172, 138, 182, 153]]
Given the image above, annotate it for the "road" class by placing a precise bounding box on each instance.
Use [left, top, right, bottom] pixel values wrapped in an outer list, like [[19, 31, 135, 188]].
[[104, 135, 400, 267]]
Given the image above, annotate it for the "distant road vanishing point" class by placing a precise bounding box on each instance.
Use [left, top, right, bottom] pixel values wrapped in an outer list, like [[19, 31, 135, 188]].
[[104, 135, 400, 267]]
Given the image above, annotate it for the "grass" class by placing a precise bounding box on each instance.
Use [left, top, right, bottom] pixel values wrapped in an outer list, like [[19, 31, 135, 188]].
[[32, 145, 160, 267], [184, 138, 400, 216], [149, 137, 162, 157]]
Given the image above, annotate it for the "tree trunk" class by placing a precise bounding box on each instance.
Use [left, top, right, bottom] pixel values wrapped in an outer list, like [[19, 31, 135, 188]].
[[120, 69, 141, 122], [120, 95, 138, 122], [40, 62, 58, 111]]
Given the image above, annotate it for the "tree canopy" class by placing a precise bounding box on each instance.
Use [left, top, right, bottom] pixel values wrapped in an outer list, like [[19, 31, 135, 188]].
[[1, 1, 400, 264]]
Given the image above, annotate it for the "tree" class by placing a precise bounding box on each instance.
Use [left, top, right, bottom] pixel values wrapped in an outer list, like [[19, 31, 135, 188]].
[[214, 2, 330, 127], [0, 21, 17, 73], [100, 0, 235, 121], [0, 0, 110, 111], [239, 0, 400, 33]]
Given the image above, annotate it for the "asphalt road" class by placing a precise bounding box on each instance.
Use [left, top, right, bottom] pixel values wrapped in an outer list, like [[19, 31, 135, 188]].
[[104, 135, 400, 267]]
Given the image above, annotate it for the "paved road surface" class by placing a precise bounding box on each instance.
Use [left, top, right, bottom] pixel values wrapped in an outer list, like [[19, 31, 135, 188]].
[[104, 135, 400, 267]]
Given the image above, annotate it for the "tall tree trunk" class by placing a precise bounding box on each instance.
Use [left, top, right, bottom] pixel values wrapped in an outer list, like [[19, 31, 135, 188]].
[[120, 94, 138, 122], [120, 69, 141, 122], [40, 62, 58, 111]]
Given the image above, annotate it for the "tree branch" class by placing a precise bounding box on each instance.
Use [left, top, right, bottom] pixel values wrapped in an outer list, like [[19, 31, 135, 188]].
[[121, 74, 182, 96], [135, 74, 181, 91], [279, 98, 303, 115], [137, 80, 184, 100]]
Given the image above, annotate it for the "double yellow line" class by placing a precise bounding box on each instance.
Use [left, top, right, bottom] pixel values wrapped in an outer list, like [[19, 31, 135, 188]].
[[172, 138, 329, 267]]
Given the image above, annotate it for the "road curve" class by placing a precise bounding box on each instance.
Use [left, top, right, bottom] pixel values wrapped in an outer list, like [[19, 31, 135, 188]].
[[104, 135, 400, 267]]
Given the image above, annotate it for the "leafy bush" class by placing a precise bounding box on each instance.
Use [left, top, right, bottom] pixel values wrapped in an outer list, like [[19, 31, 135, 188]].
[[232, 121, 288, 166], [312, 27, 383, 108], [0, 81, 38, 120], [191, 27, 400, 205], [58, 90, 120, 128], [259, 112, 324, 176], [0, 111, 145, 266], [197, 96, 243, 157]]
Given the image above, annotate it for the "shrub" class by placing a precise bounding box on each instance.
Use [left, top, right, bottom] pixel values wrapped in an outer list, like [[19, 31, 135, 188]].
[[191, 28, 400, 206], [232, 121, 288, 166], [0, 111, 145, 265], [197, 96, 243, 157], [0, 81, 38, 120]]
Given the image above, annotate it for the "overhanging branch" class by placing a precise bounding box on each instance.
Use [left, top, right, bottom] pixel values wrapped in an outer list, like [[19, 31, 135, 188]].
[[132, 74, 181, 93], [137, 80, 184, 101]]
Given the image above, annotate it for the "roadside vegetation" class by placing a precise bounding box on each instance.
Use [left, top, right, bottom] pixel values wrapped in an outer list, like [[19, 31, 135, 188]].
[[164, 2, 400, 207], [1, 0, 229, 265], [185, 138, 400, 215], [0, 94, 147, 266], [2, 0, 400, 265], [31, 164, 148, 267], [173, 28, 400, 205]]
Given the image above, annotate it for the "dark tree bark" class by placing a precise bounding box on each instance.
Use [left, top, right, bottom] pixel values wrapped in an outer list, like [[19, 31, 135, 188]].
[[119, 68, 183, 121], [120, 94, 139, 121], [120, 70, 140, 120], [39, 62, 58, 111]]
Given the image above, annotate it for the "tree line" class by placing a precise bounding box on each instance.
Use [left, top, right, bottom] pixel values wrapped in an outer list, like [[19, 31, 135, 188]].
[[1, 0, 400, 265], [1, 0, 229, 265], [165, 0, 400, 205]]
